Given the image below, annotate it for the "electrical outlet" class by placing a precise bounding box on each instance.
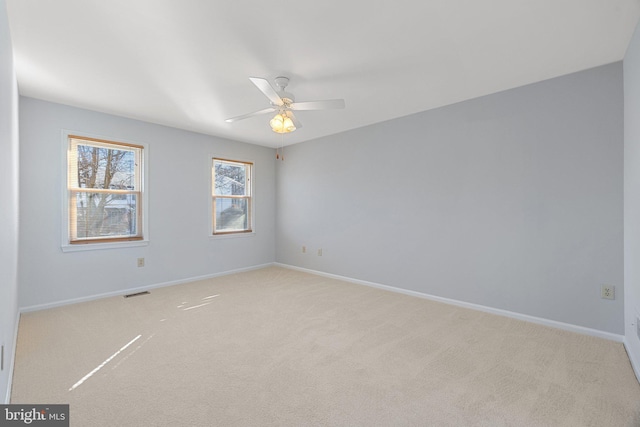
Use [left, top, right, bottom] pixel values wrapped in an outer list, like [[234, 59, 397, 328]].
[[137, 258, 145, 268], [317, 248, 323, 256], [302, 246, 306, 253], [601, 285, 615, 300]]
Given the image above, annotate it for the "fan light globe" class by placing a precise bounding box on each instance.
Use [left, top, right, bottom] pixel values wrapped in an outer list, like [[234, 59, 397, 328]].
[[270, 113, 296, 133]]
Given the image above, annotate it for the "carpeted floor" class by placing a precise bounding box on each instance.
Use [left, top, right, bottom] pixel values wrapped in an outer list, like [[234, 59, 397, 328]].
[[10, 266, 640, 426]]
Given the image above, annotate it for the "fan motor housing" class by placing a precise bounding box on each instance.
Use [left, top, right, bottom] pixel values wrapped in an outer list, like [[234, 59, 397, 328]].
[[274, 76, 295, 105], [275, 92, 295, 106]]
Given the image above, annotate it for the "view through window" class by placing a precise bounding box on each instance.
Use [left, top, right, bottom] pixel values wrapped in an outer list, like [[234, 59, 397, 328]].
[[212, 158, 253, 234], [67, 135, 144, 244]]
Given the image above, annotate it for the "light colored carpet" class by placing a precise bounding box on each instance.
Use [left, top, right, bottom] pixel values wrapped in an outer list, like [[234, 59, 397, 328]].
[[10, 266, 640, 426]]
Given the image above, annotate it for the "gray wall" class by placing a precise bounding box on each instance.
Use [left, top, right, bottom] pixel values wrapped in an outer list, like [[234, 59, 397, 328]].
[[624, 19, 640, 373], [0, 0, 19, 403], [277, 62, 624, 334], [18, 98, 276, 308]]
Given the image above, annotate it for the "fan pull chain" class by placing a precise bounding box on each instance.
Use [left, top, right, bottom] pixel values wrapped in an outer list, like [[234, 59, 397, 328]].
[[277, 131, 284, 161]]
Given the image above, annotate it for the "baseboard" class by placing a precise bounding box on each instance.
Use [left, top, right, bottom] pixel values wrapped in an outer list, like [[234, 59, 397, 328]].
[[275, 263, 624, 343], [624, 338, 640, 384], [19, 263, 275, 313], [4, 310, 20, 404]]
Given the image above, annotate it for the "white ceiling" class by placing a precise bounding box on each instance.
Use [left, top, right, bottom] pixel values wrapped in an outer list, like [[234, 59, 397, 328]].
[[6, 1, 640, 148]]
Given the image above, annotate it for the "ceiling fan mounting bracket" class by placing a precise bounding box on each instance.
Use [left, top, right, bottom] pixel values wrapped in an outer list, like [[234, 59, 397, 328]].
[[274, 76, 290, 90]]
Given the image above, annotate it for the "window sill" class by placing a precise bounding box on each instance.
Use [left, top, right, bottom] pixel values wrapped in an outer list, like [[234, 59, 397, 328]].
[[209, 231, 255, 240], [61, 240, 150, 252]]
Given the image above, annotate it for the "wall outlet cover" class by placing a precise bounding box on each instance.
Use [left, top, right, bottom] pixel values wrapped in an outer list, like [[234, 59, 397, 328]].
[[601, 285, 615, 300]]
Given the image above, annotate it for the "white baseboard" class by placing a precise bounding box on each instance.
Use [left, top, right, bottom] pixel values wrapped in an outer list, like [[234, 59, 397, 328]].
[[623, 338, 640, 384], [275, 263, 624, 343], [19, 263, 275, 313], [4, 310, 20, 404]]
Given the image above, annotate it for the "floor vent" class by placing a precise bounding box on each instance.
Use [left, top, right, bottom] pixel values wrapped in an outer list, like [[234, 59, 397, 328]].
[[124, 291, 150, 298]]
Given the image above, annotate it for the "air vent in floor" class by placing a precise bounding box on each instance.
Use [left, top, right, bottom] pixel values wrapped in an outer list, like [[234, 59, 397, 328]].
[[124, 291, 150, 298]]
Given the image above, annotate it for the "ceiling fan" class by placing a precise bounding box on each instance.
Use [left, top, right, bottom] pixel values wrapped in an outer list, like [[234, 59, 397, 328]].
[[225, 76, 345, 133]]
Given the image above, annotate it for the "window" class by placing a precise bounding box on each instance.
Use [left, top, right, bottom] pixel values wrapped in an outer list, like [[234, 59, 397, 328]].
[[67, 135, 144, 244], [212, 158, 253, 234]]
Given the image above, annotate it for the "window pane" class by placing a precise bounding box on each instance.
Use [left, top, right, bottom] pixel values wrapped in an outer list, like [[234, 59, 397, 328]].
[[77, 144, 137, 190], [68, 136, 144, 244], [214, 161, 246, 196], [212, 158, 252, 235], [215, 198, 248, 232], [74, 192, 139, 239]]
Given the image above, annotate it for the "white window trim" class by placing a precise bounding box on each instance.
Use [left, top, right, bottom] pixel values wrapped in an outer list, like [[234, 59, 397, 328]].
[[61, 130, 150, 252], [209, 155, 256, 238]]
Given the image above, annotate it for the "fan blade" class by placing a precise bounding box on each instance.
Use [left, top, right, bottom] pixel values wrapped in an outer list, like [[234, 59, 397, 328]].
[[249, 77, 284, 107], [290, 99, 345, 111], [225, 107, 275, 123], [285, 111, 302, 130]]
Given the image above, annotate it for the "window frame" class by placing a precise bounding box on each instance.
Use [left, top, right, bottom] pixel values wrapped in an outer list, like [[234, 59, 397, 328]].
[[62, 131, 149, 252], [211, 157, 254, 236]]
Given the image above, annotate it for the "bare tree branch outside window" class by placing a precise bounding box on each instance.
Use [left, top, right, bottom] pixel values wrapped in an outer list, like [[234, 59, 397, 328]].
[[68, 137, 143, 243]]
